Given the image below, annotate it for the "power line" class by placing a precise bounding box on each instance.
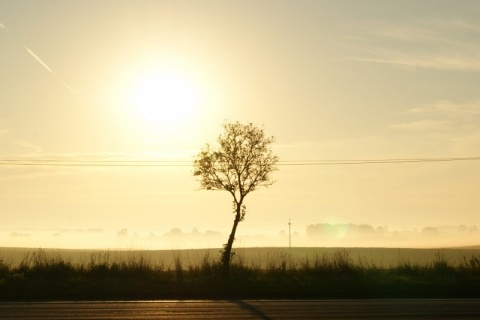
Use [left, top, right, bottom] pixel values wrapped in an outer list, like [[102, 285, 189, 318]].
[[0, 156, 479, 167], [0, 159, 191, 167], [279, 157, 480, 165], [0, 162, 191, 167]]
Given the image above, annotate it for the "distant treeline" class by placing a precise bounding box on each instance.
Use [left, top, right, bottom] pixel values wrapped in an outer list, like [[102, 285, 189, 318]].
[[305, 223, 479, 247]]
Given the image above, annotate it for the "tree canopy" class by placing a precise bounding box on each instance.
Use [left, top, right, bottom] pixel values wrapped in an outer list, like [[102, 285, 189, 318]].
[[193, 121, 278, 274]]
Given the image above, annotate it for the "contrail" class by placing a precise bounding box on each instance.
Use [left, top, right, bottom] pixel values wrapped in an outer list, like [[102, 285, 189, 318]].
[[23, 45, 76, 93], [1, 20, 75, 93], [57, 78, 76, 94], [24, 45, 53, 72], [0, 22, 8, 32]]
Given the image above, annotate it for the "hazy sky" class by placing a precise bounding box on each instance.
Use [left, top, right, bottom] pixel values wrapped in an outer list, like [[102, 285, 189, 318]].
[[1, 0, 479, 249]]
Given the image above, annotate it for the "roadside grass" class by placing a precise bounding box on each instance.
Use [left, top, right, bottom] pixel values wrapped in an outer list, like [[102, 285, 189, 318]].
[[0, 248, 479, 300]]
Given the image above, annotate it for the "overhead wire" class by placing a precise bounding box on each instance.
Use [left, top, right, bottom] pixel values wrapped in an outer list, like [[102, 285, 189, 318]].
[[0, 156, 479, 167], [278, 156, 480, 165]]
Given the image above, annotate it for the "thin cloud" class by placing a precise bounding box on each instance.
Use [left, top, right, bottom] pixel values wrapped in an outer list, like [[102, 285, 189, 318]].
[[15, 140, 43, 153], [374, 25, 452, 45], [452, 19, 480, 33], [409, 100, 480, 116], [391, 119, 450, 132], [345, 19, 480, 72], [391, 99, 480, 154], [23, 45, 76, 93], [451, 131, 480, 155], [350, 50, 480, 72], [0, 118, 9, 137]]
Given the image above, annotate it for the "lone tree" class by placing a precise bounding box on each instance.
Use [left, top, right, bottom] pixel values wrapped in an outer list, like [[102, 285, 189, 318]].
[[193, 121, 278, 275]]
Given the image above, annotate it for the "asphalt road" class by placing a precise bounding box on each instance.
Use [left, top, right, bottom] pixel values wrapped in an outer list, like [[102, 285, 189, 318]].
[[1, 299, 480, 319]]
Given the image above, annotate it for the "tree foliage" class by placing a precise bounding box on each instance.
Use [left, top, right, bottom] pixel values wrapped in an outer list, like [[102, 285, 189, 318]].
[[193, 121, 278, 274]]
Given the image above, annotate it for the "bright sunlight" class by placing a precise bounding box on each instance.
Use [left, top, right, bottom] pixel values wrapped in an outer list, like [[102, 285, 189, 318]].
[[115, 64, 203, 137]]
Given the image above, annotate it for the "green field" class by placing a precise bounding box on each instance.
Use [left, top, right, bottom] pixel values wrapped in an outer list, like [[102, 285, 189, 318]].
[[1, 247, 479, 300]]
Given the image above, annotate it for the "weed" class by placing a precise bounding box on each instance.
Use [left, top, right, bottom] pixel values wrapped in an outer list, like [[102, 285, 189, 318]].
[[0, 248, 480, 300]]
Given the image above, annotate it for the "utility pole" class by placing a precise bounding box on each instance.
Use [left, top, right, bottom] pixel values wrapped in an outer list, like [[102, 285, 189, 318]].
[[288, 218, 291, 249], [288, 218, 292, 264]]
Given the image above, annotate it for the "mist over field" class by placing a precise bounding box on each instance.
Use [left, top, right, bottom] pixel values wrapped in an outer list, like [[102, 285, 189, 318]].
[[2, 222, 478, 250]]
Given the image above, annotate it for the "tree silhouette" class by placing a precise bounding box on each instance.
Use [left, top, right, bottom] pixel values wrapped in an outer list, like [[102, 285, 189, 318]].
[[193, 121, 278, 275]]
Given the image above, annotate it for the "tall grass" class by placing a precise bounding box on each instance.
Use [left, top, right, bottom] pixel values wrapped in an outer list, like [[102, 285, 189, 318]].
[[0, 248, 479, 300]]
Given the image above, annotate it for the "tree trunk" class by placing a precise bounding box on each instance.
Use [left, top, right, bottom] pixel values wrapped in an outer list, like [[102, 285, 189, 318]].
[[222, 202, 242, 276]]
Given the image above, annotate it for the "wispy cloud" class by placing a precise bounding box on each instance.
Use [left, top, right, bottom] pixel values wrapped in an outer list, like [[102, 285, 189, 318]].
[[391, 119, 450, 132], [395, 99, 480, 131], [14, 140, 43, 153], [352, 53, 480, 72], [450, 131, 480, 155], [391, 99, 480, 155], [345, 19, 480, 72], [0, 118, 9, 137], [407, 100, 480, 117]]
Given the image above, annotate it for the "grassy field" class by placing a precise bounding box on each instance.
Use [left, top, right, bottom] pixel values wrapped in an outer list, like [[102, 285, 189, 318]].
[[2, 246, 480, 268], [1, 247, 479, 300]]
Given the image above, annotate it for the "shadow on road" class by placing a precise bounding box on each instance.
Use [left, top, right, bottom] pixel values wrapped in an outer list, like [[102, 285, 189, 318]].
[[230, 300, 272, 320]]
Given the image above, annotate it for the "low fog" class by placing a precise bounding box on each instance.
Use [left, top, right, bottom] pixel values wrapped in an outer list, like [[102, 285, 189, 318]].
[[2, 223, 478, 250]]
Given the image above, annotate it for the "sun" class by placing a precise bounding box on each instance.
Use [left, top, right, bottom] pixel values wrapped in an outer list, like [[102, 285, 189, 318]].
[[121, 65, 202, 136]]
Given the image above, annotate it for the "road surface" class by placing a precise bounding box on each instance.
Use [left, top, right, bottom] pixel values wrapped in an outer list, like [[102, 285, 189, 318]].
[[1, 299, 480, 319]]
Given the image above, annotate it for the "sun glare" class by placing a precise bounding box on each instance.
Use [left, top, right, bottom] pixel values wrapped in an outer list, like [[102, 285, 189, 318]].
[[118, 65, 203, 137]]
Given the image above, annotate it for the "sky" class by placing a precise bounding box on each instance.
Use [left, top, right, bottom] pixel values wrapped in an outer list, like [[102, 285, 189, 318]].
[[1, 0, 479, 249]]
